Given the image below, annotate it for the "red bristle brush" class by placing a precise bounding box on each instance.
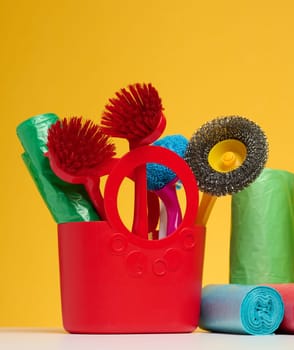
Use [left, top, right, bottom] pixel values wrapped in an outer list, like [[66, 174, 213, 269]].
[[46, 116, 117, 220], [101, 83, 166, 238]]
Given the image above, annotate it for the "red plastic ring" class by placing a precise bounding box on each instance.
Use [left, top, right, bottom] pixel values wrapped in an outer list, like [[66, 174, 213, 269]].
[[104, 145, 199, 238]]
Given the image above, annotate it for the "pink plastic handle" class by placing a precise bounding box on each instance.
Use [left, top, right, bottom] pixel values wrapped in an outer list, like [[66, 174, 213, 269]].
[[156, 180, 182, 237], [104, 145, 199, 238]]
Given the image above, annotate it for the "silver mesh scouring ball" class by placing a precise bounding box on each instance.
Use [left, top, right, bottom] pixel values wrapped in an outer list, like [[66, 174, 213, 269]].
[[184, 115, 269, 197]]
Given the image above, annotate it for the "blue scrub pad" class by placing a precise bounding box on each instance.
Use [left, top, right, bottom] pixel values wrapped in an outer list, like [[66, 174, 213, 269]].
[[199, 284, 284, 335], [146, 134, 188, 190]]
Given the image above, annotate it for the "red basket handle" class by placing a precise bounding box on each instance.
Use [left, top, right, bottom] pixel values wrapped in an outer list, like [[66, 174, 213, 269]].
[[104, 145, 199, 241]]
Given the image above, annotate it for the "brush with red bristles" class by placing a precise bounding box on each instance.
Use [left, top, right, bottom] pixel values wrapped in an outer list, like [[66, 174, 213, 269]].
[[101, 83, 166, 238], [46, 116, 117, 220]]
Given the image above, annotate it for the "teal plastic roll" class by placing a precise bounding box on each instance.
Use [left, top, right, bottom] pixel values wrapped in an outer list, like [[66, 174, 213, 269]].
[[230, 168, 294, 284], [199, 284, 284, 335], [17, 113, 100, 223]]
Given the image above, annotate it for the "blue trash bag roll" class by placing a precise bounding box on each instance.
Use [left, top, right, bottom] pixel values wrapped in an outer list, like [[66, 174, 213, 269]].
[[199, 284, 284, 335]]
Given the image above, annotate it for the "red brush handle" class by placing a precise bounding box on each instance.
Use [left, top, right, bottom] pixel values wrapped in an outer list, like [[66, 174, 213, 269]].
[[46, 153, 118, 220], [83, 178, 106, 220], [131, 166, 148, 237], [129, 113, 166, 238]]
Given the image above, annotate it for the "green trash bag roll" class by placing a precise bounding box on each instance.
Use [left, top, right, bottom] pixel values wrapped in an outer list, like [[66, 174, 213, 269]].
[[16, 113, 100, 223], [230, 168, 294, 284]]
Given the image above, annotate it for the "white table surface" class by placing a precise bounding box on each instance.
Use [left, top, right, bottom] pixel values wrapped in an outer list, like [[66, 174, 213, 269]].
[[0, 329, 292, 350]]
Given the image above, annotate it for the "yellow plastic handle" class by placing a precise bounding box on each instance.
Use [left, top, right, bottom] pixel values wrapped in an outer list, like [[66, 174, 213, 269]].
[[195, 193, 217, 226]]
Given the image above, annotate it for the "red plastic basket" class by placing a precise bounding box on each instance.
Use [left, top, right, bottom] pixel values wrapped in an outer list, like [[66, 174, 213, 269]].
[[57, 146, 206, 333], [58, 221, 205, 334]]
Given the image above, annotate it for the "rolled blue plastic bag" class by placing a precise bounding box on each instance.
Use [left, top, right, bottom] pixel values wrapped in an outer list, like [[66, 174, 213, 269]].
[[199, 284, 284, 335]]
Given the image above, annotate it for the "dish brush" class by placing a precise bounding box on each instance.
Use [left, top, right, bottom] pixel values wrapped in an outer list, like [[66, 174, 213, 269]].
[[101, 83, 166, 238], [46, 116, 116, 219]]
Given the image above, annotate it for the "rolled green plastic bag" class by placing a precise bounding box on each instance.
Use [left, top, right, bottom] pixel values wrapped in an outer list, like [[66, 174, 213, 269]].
[[230, 168, 294, 284], [16, 113, 100, 223], [199, 284, 284, 335]]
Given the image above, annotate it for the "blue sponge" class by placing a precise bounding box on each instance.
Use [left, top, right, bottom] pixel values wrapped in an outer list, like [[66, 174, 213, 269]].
[[147, 134, 188, 191]]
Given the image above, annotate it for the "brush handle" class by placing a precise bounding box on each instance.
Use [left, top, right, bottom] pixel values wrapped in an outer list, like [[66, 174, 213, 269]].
[[156, 182, 182, 237], [147, 190, 160, 235], [158, 201, 167, 240], [131, 165, 148, 238], [195, 192, 217, 226], [129, 114, 166, 238], [84, 178, 106, 220]]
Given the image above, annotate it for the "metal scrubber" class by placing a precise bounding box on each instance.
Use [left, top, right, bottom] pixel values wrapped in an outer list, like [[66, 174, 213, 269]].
[[184, 116, 269, 197]]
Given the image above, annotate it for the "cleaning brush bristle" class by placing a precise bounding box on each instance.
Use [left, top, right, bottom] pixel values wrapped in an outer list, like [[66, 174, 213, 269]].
[[101, 83, 164, 142], [184, 115, 269, 196], [47, 116, 116, 175]]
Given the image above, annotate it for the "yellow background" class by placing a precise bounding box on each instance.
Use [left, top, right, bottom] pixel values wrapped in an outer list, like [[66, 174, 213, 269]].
[[1, 0, 294, 327]]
